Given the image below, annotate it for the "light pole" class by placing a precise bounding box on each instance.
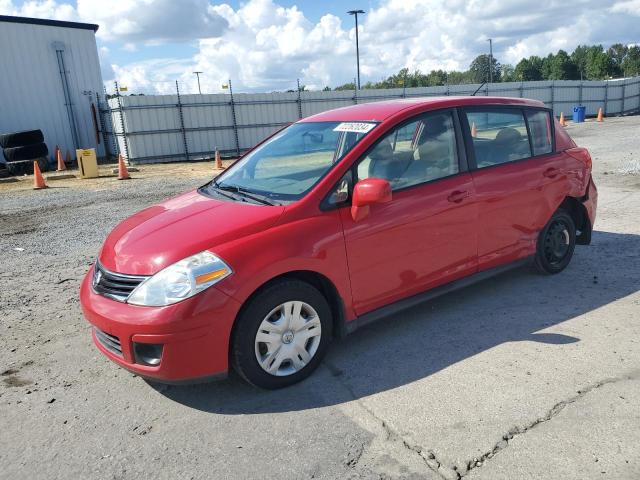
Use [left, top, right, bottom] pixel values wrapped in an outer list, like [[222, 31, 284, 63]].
[[487, 38, 493, 83], [193, 71, 203, 94], [347, 9, 365, 90]]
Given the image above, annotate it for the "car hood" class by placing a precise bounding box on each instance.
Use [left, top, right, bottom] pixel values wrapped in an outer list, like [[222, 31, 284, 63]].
[[99, 190, 285, 275]]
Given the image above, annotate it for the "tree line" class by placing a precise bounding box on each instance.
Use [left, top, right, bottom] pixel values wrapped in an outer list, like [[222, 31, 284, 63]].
[[333, 43, 640, 91]]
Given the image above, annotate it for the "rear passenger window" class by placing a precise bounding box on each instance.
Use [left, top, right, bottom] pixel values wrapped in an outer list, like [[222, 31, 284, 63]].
[[526, 110, 553, 156], [465, 110, 532, 168]]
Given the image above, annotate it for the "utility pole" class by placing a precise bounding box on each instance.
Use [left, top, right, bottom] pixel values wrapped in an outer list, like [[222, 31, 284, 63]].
[[193, 71, 203, 94], [347, 9, 365, 90], [487, 38, 493, 83]]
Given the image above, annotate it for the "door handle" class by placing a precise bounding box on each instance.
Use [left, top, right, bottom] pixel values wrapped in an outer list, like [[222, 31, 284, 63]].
[[543, 167, 559, 178], [447, 190, 470, 203]]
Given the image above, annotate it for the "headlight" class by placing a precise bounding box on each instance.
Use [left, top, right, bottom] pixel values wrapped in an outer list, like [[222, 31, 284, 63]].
[[127, 251, 232, 306]]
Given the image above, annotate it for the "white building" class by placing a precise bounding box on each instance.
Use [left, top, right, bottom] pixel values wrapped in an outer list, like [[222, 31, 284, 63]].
[[0, 15, 105, 163]]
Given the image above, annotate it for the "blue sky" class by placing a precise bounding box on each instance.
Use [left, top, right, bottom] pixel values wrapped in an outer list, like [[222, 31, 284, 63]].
[[2, 0, 638, 94]]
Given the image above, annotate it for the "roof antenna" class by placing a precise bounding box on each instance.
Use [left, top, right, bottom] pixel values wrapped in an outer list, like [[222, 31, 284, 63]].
[[471, 82, 486, 96]]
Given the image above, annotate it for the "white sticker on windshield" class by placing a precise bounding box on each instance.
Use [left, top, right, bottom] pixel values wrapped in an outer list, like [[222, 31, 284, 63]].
[[333, 122, 376, 133]]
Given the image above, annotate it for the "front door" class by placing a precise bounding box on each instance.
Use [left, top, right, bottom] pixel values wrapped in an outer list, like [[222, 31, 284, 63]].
[[338, 109, 478, 315]]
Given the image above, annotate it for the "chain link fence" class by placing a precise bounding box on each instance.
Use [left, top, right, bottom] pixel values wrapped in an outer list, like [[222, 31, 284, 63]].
[[98, 76, 640, 164]]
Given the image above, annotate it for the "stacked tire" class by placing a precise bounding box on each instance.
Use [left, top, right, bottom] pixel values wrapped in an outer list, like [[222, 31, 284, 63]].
[[0, 130, 49, 176]]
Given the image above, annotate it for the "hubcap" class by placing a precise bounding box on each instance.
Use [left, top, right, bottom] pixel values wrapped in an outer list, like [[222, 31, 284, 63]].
[[254, 301, 322, 377], [544, 220, 570, 265]]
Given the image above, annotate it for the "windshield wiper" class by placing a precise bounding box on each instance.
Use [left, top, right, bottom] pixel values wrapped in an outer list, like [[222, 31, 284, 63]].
[[207, 179, 239, 201], [215, 182, 278, 206]]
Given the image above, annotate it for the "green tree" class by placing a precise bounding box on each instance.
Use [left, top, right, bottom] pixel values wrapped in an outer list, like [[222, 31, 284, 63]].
[[515, 56, 544, 81], [468, 54, 501, 83], [548, 50, 578, 80], [622, 46, 640, 76], [334, 82, 356, 91], [585, 46, 614, 79], [501, 64, 516, 82], [541, 54, 554, 79], [608, 43, 628, 77]]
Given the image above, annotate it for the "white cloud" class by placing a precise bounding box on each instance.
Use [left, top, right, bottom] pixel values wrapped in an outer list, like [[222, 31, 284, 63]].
[[1, 0, 638, 94], [76, 0, 228, 43], [611, 0, 640, 15]]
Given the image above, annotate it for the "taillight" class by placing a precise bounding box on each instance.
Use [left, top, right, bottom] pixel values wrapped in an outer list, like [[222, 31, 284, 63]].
[[566, 147, 592, 170]]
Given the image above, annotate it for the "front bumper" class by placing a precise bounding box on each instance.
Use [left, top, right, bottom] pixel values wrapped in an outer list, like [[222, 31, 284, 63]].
[[80, 266, 242, 382]]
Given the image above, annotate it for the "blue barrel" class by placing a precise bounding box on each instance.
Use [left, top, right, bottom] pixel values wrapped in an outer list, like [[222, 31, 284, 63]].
[[573, 105, 586, 123]]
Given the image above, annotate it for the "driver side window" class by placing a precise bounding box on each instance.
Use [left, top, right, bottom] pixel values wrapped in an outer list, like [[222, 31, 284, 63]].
[[357, 111, 459, 190]]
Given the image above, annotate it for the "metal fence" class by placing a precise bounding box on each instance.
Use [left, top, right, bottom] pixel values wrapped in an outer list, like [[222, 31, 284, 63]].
[[99, 76, 640, 164]]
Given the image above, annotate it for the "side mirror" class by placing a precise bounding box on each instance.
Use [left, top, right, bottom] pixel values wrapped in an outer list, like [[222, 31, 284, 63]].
[[351, 178, 392, 222]]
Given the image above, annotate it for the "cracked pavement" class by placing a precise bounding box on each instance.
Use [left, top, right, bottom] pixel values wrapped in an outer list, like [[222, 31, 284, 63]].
[[1, 117, 639, 479]]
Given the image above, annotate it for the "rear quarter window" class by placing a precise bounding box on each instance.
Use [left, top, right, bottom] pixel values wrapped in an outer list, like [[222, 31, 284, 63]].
[[526, 110, 553, 156]]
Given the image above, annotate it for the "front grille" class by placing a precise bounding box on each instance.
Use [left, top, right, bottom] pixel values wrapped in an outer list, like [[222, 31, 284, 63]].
[[92, 261, 147, 302], [95, 328, 123, 357]]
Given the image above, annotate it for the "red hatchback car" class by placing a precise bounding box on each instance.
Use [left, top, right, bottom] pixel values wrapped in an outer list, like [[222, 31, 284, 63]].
[[80, 97, 597, 389]]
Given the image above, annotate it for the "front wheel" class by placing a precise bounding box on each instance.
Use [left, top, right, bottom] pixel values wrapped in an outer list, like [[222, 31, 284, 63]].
[[534, 209, 576, 274], [231, 280, 332, 389]]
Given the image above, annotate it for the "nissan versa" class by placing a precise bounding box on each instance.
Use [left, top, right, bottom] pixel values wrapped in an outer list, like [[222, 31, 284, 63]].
[[80, 97, 597, 389]]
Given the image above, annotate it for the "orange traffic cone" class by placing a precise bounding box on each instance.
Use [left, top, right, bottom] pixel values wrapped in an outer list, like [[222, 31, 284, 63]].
[[117, 154, 130, 180], [597, 108, 604, 122], [33, 161, 48, 190], [214, 148, 224, 170], [471, 122, 477, 138], [56, 148, 66, 171], [559, 112, 566, 127]]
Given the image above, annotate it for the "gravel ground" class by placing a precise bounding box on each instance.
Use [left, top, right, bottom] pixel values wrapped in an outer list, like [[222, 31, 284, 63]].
[[1, 116, 639, 480]]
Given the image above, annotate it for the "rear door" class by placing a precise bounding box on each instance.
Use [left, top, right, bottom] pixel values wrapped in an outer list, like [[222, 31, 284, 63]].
[[332, 109, 478, 315], [461, 106, 567, 270]]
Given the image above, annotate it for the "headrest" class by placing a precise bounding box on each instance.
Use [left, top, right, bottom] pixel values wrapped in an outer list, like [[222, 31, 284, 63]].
[[370, 138, 393, 160], [494, 127, 521, 145]]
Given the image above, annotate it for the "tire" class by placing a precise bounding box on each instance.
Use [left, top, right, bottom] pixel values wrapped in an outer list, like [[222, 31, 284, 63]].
[[0, 163, 8, 178], [231, 280, 332, 389], [534, 209, 576, 274], [6, 161, 25, 176], [3, 143, 49, 162], [0, 130, 44, 149]]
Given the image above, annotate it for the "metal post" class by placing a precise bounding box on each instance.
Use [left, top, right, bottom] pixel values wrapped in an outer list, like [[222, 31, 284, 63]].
[[228, 79, 240, 156], [550, 81, 555, 114], [488, 38, 493, 84], [296, 78, 303, 119], [193, 71, 203, 94], [103, 85, 119, 159], [114, 81, 130, 164], [402, 70, 407, 98], [621, 80, 626, 114], [55, 44, 80, 149], [353, 77, 358, 105], [604, 81, 609, 115], [348, 10, 365, 90], [519, 81, 524, 98], [94, 92, 106, 154], [175, 80, 190, 161], [579, 80, 583, 105]]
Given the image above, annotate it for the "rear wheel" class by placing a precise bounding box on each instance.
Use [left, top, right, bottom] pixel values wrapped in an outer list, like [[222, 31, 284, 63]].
[[231, 280, 332, 389], [534, 209, 576, 274]]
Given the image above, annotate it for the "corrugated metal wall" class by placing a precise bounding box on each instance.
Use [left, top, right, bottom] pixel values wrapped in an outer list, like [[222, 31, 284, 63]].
[[0, 20, 104, 163], [103, 76, 640, 164]]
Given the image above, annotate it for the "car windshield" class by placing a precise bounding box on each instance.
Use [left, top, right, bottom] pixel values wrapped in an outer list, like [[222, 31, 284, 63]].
[[202, 121, 377, 203]]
